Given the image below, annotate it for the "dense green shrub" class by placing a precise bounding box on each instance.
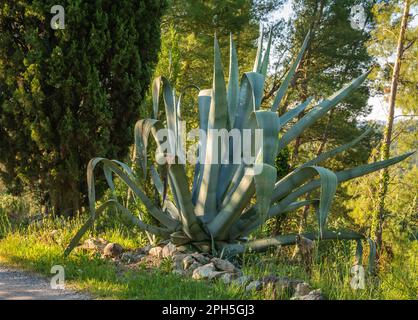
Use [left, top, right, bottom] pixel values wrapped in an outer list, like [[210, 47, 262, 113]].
[[0, 0, 166, 216]]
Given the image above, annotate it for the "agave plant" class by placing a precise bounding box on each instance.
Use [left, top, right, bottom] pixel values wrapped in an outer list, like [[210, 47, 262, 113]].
[[65, 30, 412, 266]]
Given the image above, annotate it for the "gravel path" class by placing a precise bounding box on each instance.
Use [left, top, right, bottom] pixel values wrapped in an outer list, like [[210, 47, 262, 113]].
[[0, 265, 90, 300]]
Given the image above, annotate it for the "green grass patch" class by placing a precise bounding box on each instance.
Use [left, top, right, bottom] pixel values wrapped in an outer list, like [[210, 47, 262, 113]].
[[0, 214, 416, 300]]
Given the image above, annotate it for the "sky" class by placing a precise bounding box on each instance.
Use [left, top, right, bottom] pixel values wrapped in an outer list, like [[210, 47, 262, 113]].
[[267, 0, 408, 122]]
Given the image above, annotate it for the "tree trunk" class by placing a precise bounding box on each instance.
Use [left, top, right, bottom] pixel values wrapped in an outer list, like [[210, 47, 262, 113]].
[[291, 0, 326, 164], [372, 0, 410, 254]]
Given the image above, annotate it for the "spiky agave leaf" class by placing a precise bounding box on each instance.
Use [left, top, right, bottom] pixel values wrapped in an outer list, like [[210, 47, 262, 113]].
[[195, 35, 228, 222]]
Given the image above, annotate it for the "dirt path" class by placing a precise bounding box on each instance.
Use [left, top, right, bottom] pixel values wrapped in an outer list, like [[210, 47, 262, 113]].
[[0, 265, 90, 300]]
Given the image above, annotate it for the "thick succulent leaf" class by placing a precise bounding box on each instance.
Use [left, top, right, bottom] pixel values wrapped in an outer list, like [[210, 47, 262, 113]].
[[278, 71, 370, 151], [355, 239, 363, 265], [255, 110, 281, 165], [207, 167, 255, 239], [216, 78, 265, 207], [260, 29, 273, 77], [281, 200, 317, 214], [197, 89, 212, 133], [176, 85, 200, 163], [253, 27, 264, 73], [192, 89, 212, 204], [152, 77, 161, 119], [367, 239, 377, 274], [234, 166, 336, 238], [280, 97, 313, 126], [216, 98, 258, 206], [88, 158, 178, 230], [149, 165, 164, 197], [65, 216, 93, 256], [232, 153, 413, 239], [233, 72, 265, 130], [301, 127, 373, 168], [222, 229, 364, 256], [312, 167, 337, 236], [163, 200, 181, 221], [133, 119, 158, 177], [217, 163, 246, 208], [152, 76, 178, 153], [254, 163, 277, 218], [195, 36, 228, 221], [168, 161, 207, 241], [286, 152, 415, 206], [252, 111, 280, 219], [227, 34, 239, 127], [271, 31, 310, 112], [212, 110, 281, 238]]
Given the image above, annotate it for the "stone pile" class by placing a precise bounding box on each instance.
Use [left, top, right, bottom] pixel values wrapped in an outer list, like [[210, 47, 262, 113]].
[[78, 239, 325, 300]]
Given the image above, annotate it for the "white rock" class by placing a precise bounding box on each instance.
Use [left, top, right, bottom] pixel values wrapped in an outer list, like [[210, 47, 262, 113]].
[[294, 282, 311, 297], [220, 273, 236, 285], [191, 253, 210, 264], [208, 271, 228, 281], [162, 242, 177, 258], [149, 246, 163, 258], [192, 263, 216, 280], [182, 255, 196, 270], [292, 289, 325, 300], [211, 257, 235, 272]]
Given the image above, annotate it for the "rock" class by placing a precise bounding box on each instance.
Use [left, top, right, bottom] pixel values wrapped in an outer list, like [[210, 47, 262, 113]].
[[103, 243, 124, 258], [121, 252, 144, 263], [191, 253, 210, 265], [149, 246, 163, 258], [211, 258, 235, 272], [192, 263, 216, 280], [232, 275, 253, 287], [292, 289, 325, 300], [294, 282, 311, 297], [208, 271, 228, 281], [220, 273, 237, 285], [182, 255, 196, 270], [172, 253, 186, 272], [275, 277, 303, 292], [188, 262, 201, 273], [245, 280, 263, 292], [162, 242, 177, 258], [80, 238, 108, 251]]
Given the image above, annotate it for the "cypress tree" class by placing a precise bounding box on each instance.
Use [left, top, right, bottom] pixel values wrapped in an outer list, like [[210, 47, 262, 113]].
[[0, 0, 166, 215]]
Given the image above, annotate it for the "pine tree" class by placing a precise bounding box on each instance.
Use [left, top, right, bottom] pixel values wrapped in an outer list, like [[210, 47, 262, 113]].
[[266, 0, 378, 233], [368, 0, 417, 253], [0, 0, 166, 216]]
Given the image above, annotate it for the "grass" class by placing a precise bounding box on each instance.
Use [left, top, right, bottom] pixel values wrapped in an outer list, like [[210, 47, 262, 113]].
[[0, 213, 416, 300], [0, 214, 248, 300]]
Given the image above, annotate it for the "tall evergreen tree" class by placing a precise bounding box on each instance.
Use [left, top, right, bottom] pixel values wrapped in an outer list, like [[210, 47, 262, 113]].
[[0, 0, 166, 215]]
